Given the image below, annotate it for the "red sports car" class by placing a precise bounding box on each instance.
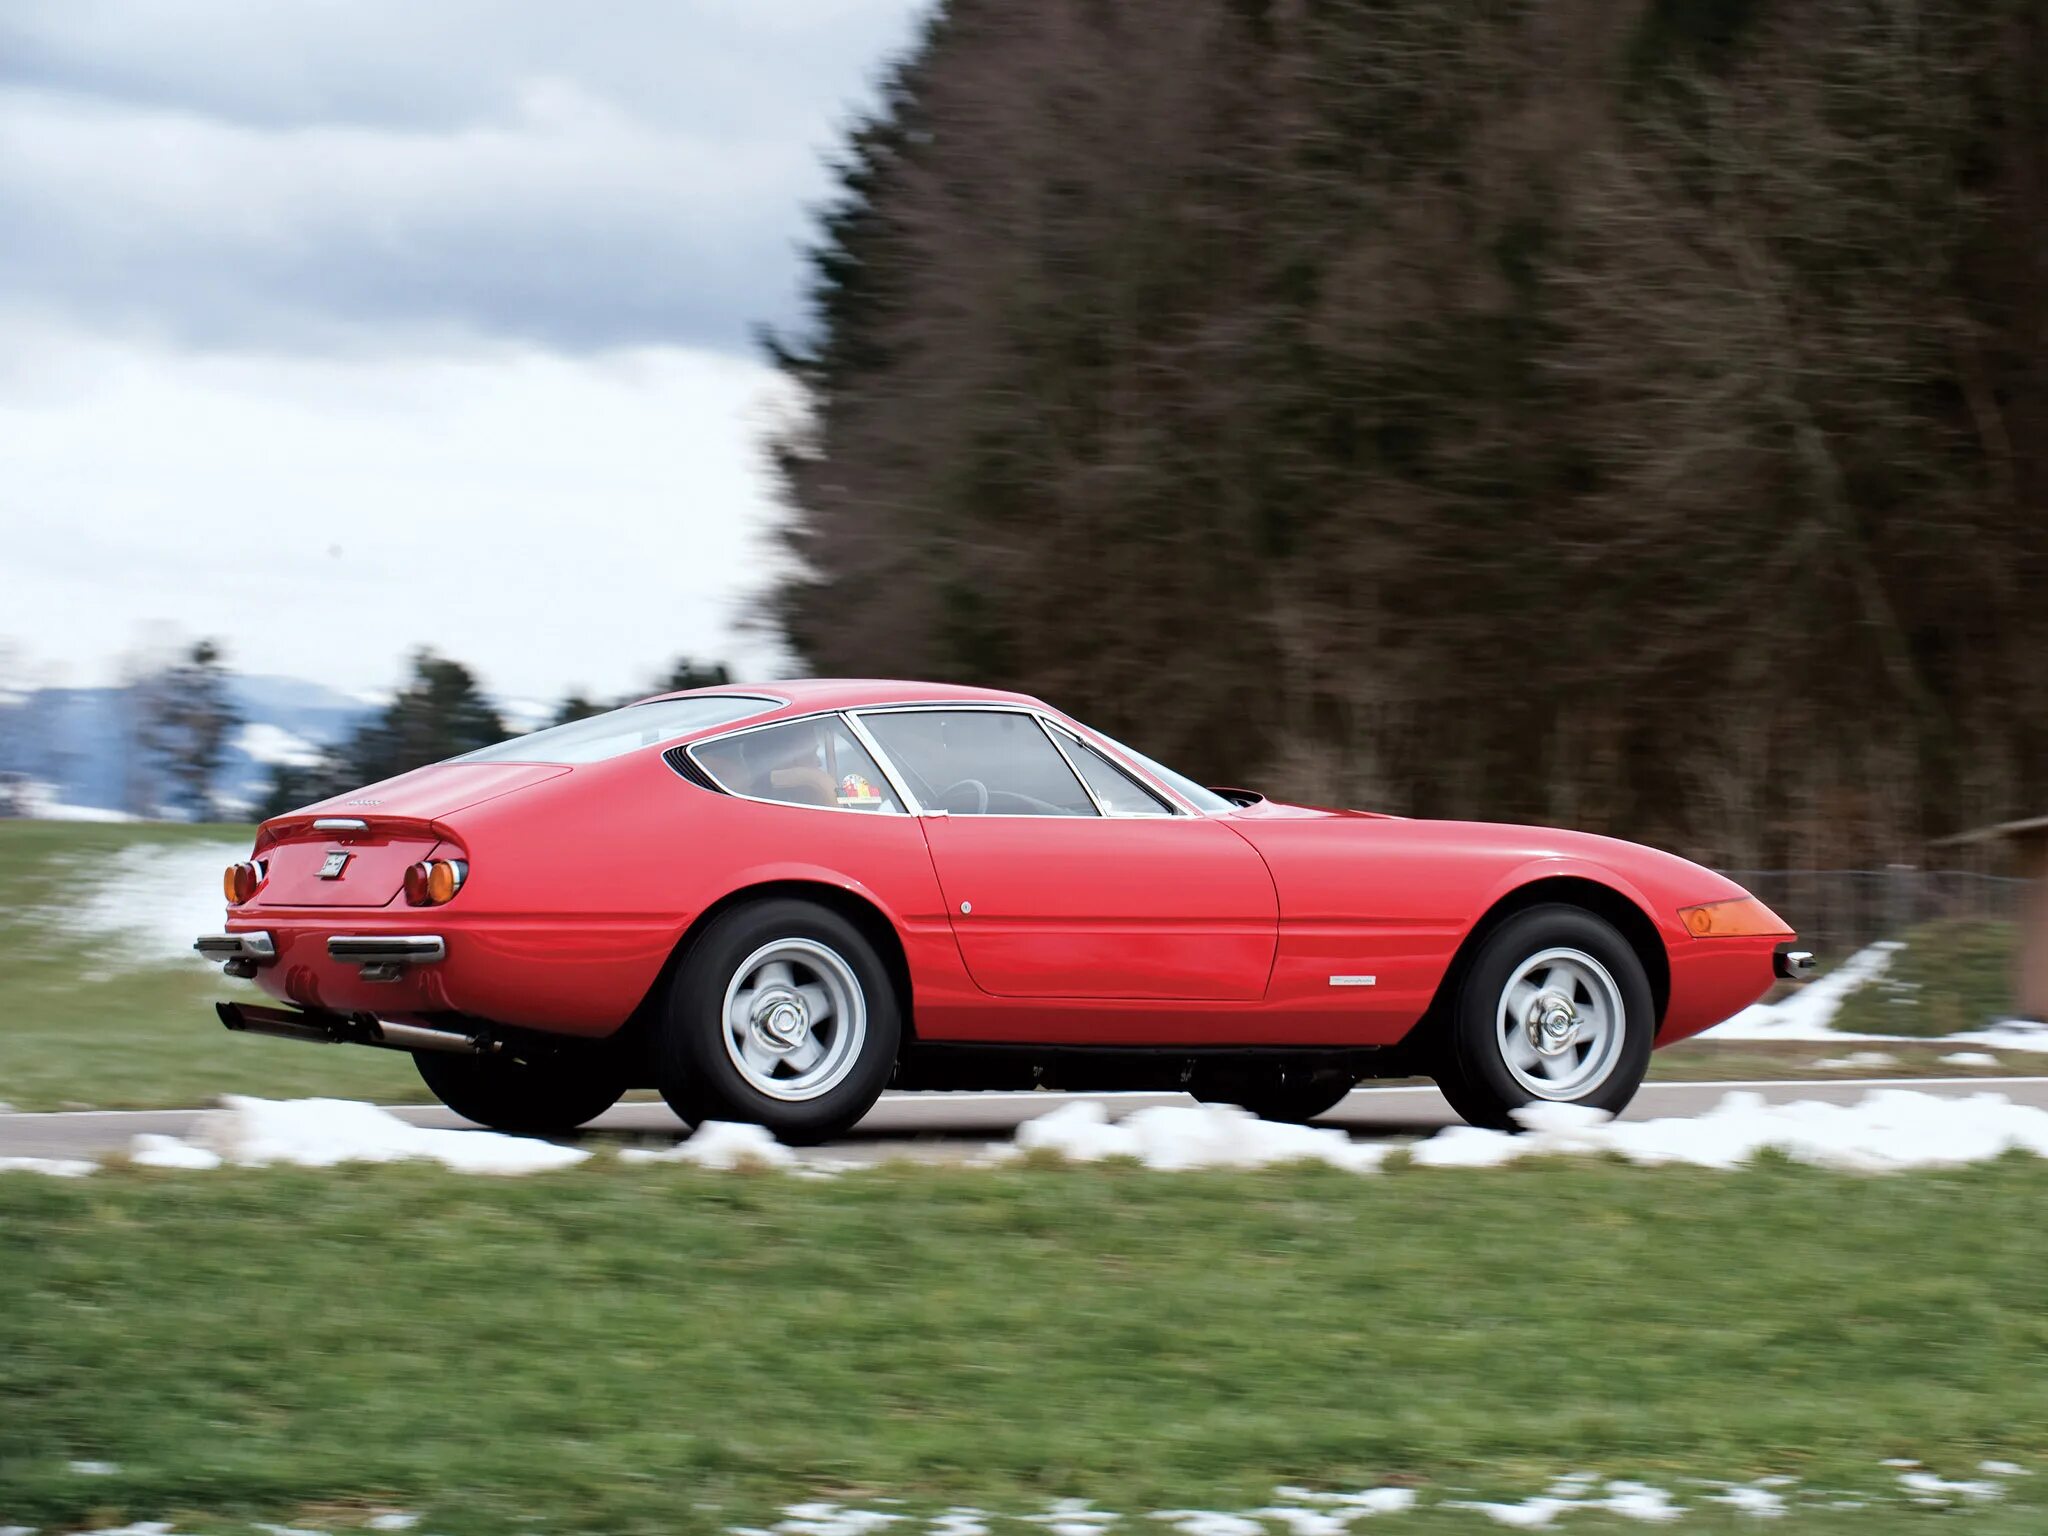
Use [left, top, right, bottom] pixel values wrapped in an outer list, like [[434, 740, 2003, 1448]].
[[197, 680, 1809, 1142]]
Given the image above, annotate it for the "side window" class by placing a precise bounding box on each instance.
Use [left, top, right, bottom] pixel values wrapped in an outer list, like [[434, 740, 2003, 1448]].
[[860, 710, 1098, 817], [691, 718, 905, 813], [1058, 733, 1175, 815]]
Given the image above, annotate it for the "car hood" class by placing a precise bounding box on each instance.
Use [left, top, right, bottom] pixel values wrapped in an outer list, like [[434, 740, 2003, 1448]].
[[1229, 802, 1749, 910]]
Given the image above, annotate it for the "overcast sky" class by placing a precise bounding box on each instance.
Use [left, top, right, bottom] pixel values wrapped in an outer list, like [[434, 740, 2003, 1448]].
[[0, 0, 927, 704]]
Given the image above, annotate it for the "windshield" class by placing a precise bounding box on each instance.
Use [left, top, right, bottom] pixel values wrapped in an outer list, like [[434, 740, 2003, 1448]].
[[1090, 731, 1236, 813], [458, 696, 778, 766]]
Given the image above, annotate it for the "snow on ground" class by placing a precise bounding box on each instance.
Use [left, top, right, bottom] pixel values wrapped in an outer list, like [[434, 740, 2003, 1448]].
[[620, 1120, 797, 1169], [1707, 943, 1902, 1042], [131, 1096, 587, 1175], [1011, 1101, 1394, 1172], [713, 1467, 2025, 1534], [1705, 941, 2048, 1053], [2, 1467, 2030, 1530], [1940, 1050, 2003, 1068], [39, 837, 247, 970], [1945, 1018, 2048, 1054], [1810, 1051, 1895, 1070], [235, 721, 324, 769], [1409, 1089, 2048, 1172], [0, 1155, 95, 1177]]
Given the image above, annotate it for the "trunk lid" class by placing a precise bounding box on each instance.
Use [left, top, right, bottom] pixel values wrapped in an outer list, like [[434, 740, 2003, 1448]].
[[251, 762, 568, 908]]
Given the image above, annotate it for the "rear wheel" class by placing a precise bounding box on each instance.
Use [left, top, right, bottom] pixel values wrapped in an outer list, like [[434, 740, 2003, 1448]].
[[1433, 904, 1654, 1130], [1192, 1064, 1356, 1123], [414, 1045, 626, 1136], [658, 898, 900, 1145]]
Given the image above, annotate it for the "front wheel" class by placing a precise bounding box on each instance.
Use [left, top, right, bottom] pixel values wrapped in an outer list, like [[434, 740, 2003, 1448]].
[[658, 899, 900, 1145], [415, 1045, 627, 1135], [1433, 904, 1654, 1130]]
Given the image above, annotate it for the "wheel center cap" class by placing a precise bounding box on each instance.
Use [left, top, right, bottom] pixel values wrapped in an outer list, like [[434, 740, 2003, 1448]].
[[753, 990, 808, 1052], [1528, 995, 1579, 1055]]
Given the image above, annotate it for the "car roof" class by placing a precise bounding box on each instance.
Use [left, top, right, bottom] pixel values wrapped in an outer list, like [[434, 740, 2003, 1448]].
[[636, 678, 1051, 715]]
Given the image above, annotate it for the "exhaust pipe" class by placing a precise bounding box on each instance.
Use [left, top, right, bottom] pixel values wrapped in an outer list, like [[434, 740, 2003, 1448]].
[[216, 1001, 493, 1054], [216, 1000, 358, 1044], [367, 1018, 490, 1054]]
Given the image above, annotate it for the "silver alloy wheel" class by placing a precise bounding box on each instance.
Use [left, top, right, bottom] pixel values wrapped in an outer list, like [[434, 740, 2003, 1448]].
[[720, 938, 867, 1102], [1495, 946, 1628, 1100]]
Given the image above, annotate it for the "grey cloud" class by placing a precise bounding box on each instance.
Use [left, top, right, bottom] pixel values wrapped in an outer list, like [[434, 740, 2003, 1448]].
[[0, 0, 928, 353]]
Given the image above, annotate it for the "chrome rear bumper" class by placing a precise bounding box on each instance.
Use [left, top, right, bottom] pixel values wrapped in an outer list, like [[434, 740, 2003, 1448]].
[[327, 934, 446, 983], [194, 931, 275, 978]]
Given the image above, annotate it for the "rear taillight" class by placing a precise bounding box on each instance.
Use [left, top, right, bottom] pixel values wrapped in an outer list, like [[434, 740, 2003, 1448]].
[[223, 861, 262, 904], [404, 859, 467, 906]]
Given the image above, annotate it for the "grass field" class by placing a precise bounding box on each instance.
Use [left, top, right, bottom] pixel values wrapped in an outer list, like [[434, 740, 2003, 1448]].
[[0, 821, 422, 1110], [3, 1159, 2046, 1534], [0, 821, 2035, 1112]]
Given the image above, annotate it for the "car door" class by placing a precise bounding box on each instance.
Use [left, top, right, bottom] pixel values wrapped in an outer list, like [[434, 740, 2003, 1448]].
[[854, 707, 1278, 1000]]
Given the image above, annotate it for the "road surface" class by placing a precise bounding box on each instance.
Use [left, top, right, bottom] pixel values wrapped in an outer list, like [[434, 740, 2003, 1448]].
[[5, 1077, 2045, 1165]]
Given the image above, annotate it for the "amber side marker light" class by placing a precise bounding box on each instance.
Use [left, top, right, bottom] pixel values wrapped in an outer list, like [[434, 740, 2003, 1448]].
[[404, 859, 468, 906], [1679, 895, 1791, 937], [222, 862, 261, 904]]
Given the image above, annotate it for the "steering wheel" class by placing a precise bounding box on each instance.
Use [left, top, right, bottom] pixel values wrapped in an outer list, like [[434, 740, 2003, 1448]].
[[937, 777, 990, 814]]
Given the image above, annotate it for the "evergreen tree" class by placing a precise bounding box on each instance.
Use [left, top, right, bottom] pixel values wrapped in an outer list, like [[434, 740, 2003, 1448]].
[[769, 0, 2048, 866]]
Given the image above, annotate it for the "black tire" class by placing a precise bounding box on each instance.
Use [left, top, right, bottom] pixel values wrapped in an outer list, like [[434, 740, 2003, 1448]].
[[1192, 1064, 1356, 1123], [1433, 903, 1654, 1131], [658, 898, 900, 1145], [414, 1045, 626, 1136]]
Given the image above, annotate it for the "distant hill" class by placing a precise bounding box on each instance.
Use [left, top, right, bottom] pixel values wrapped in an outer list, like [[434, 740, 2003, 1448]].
[[0, 675, 376, 818]]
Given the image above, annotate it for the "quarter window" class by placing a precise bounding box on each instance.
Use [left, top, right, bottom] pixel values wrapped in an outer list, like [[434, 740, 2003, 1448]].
[[1057, 732, 1175, 815], [692, 718, 904, 813], [860, 710, 1097, 816]]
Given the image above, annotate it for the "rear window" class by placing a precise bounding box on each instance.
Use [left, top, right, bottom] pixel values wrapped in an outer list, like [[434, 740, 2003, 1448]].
[[458, 696, 778, 766]]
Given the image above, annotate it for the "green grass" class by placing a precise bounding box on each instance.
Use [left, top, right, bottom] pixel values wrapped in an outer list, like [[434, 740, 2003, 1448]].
[[0, 821, 423, 1110], [2, 1161, 2045, 1533], [1834, 919, 2022, 1039]]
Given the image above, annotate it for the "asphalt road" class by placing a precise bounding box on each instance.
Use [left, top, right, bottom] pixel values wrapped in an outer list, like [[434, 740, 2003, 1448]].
[[6, 1077, 2047, 1165]]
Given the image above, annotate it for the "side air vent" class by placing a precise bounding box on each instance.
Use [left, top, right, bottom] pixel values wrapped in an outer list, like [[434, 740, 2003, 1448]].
[[662, 745, 725, 793]]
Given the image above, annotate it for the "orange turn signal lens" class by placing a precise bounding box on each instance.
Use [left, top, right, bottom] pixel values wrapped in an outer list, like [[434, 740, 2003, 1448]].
[[1679, 895, 1790, 938], [426, 859, 464, 905], [223, 862, 259, 904], [404, 860, 467, 907]]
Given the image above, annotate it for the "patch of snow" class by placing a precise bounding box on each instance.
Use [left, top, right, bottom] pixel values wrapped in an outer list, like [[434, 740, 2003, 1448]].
[[1449, 1480, 1681, 1527], [0, 1156, 94, 1177], [1940, 1051, 2002, 1068], [1151, 1515, 1265, 1536], [1708, 943, 1902, 1041], [928, 1513, 990, 1536], [1445, 1497, 1574, 1529], [132, 1097, 588, 1175], [1897, 1471, 2003, 1504], [1700, 1483, 1786, 1518], [1981, 1461, 2027, 1477], [1810, 1051, 1896, 1070], [129, 1134, 223, 1170], [1408, 1089, 2048, 1172], [235, 721, 324, 769], [772, 1505, 904, 1536], [1947, 1019, 2048, 1054], [366, 1517, 419, 1532], [1022, 1501, 1119, 1536], [1012, 1101, 1393, 1173], [43, 837, 247, 970], [620, 1121, 797, 1170], [67, 1460, 120, 1476]]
